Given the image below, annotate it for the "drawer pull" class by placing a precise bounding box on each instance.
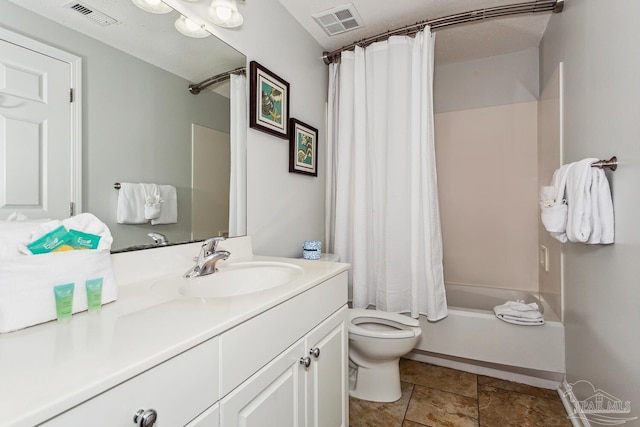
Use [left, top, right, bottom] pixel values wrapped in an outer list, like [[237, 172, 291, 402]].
[[133, 408, 158, 427], [299, 356, 311, 369], [310, 347, 320, 358]]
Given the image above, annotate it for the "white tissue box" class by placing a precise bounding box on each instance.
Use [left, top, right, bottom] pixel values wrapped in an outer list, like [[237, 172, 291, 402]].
[[0, 250, 118, 333]]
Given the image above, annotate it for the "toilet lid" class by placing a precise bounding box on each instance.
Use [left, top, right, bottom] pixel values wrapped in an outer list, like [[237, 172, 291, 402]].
[[348, 309, 420, 339]]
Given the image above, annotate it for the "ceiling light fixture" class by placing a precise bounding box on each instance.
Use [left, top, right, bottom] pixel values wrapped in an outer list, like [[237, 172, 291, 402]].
[[131, 0, 172, 14], [175, 15, 211, 38], [209, 0, 243, 28]]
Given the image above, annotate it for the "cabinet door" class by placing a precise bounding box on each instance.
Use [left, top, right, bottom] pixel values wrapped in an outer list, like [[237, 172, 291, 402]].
[[306, 306, 348, 427], [220, 339, 306, 427]]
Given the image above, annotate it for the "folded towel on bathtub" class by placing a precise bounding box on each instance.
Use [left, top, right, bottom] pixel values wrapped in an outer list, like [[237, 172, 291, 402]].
[[494, 300, 544, 326]]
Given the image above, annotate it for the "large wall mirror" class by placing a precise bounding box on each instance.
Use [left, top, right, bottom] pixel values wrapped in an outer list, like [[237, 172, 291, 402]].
[[0, 0, 246, 251]]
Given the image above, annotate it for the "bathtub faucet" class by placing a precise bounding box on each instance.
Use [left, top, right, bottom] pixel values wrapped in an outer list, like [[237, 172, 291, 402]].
[[184, 237, 230, 278]]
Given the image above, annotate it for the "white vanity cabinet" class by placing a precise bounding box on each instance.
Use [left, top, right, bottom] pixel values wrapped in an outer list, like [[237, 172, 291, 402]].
[[37, 270, 348, 427], [219, 272, 348, 427], [220, 306, 347, 427]]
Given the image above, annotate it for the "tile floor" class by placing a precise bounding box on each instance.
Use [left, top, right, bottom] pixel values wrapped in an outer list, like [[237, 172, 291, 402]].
[[349, 359, 571, 427]]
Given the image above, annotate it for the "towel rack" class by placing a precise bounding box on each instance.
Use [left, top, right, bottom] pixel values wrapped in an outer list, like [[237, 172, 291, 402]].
[[114, 182, 121, 189], [591, 156, 617, 171]]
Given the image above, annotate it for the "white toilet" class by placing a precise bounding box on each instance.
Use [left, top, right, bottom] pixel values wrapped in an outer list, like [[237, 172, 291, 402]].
[[348, 308, 422, 402]]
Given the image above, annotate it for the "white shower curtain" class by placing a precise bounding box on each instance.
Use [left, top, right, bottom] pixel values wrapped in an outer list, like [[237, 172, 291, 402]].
[[229, 73, 247, 236], [327, 29, 447, 321]]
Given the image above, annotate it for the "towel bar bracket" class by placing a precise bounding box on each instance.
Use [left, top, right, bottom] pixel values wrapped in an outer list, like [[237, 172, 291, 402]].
[[591, 156, 617, 171], [114, 182, 121, 189]]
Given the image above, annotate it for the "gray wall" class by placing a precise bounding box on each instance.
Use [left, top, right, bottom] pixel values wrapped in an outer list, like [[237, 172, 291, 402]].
[[0, 2, 230, 250], [434, 47, 539, 113], [167, 0, 329, 257], [541, 0, 640, 411]]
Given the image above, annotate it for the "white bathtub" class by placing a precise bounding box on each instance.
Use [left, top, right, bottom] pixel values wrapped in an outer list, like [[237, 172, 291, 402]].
[[413, 283, 565, 375]]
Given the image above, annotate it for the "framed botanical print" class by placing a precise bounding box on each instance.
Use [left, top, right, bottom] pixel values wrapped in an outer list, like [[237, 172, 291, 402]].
[[249, 61, 290, 138], [289, 118, 318, 177]]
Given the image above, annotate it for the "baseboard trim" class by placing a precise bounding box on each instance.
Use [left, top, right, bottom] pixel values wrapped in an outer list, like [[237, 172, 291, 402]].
[[404, 350, 563, 390]]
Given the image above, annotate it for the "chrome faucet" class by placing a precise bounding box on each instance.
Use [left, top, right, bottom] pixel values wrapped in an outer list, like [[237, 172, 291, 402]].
[[184, 237, 230, 278], [147, 232, 168, 246]]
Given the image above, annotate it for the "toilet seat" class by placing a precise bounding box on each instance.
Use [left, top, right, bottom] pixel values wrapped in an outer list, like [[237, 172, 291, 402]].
[[348, 309, 420, 339]]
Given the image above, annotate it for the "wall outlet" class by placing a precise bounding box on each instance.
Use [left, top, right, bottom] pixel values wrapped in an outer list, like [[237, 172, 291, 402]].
[[539, 245, 549, 272]]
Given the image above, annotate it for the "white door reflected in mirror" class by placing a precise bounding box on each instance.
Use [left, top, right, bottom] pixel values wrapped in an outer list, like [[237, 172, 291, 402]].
[[0, 35, 79, 220]]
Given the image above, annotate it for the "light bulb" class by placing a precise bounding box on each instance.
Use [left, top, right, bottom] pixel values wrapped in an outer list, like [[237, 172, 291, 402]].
[[131, 0, 172, 14], [175, 15, 210, 38], [208, 0, 243, 28], [216, 6, 233, 21], [184, 17, 200, 31]]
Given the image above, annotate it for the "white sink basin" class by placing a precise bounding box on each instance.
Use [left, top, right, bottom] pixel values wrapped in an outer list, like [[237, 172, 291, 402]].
[[152, 261, 304, 298]]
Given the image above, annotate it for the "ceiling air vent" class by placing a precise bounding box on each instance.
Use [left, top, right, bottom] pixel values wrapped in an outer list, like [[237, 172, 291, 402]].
[[64, 1, 118, 26], [312, 3, 364, 36]]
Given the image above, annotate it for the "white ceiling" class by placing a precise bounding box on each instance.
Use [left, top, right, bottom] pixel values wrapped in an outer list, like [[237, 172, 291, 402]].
[[279, 0, 552, 64], [7, 0, 552, 87], [7, 0, 246, 96]]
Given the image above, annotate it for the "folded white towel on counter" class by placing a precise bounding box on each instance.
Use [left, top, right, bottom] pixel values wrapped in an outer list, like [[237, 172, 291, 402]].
[[0, 250, 118, 333], [0, 214, 118, 332], [0, 217, 49, 258], [151, 185, 178, 225], [6, 212, 29, 222], [494, 300, 544, 326], [63, 213, 114, 251], [16, 213, 114, 255]]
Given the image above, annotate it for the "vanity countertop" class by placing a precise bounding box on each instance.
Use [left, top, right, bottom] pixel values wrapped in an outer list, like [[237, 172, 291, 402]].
[[0, 237, 349, 427]]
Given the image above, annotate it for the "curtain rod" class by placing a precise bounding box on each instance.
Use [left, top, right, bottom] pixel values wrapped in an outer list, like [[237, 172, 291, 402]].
[[322, 0, 564, 65], [189, 66, 246, 95]]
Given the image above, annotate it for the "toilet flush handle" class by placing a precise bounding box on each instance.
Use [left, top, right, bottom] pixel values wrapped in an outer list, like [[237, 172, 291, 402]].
[[310, 347, 320, 358]]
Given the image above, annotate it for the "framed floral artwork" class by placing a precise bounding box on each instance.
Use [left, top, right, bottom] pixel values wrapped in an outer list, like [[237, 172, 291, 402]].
[[249, 61, 290, 138], [289, 118, 318, 177]]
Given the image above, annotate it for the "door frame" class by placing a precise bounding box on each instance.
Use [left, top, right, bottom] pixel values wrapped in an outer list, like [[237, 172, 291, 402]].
[[0, 26, 82, 214]]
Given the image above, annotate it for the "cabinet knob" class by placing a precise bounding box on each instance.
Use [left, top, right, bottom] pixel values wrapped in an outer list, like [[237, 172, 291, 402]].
[[299, 356, 311, 369], [310, 347, 320, 358], [133, 409, 158, 427]]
